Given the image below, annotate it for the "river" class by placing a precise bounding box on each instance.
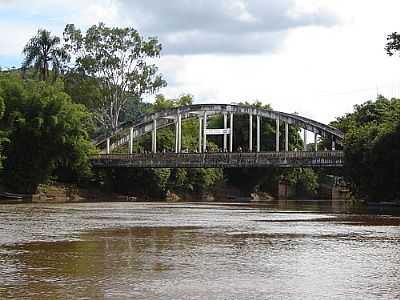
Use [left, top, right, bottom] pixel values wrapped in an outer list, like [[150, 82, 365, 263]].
[[0, 201, 399, 299]]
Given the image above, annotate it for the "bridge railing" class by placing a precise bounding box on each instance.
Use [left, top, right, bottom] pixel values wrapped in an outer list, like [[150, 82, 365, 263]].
[[90, 151, 344, 168]]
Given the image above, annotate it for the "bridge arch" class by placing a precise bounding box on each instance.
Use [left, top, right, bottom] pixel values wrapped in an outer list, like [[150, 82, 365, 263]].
[[96, 103, 344, 154]]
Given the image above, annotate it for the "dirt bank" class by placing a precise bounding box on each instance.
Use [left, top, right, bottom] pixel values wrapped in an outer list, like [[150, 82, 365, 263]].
[[0, 182, 276, 204]]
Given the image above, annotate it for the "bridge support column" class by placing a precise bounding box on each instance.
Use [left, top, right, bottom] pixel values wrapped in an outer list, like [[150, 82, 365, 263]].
[[314, 132, 318, 152], [178, 114, 182, 152], [175, 120, 178, 153], [203, 112, 207, 152], [129, 128, 134, 154], [303, 129, 307, 151], [152, 119, 157, 153], [332, 138, 336, 151], [106, 138, 110, 155], [198, 117, 203, 153], [175, 114, 182, 153], [285, 122, 289, 152], [223, 113, 228, 152], [249, 114, 253, 152], [257, 115, 260, 152], [229, 112, 234, 152], [276, 119, 280, 152]]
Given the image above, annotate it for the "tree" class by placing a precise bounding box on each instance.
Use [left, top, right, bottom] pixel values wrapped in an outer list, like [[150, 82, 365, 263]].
[[385, 32, 400, 56], [334, 95, 400, 201], [22, 29, 67, 81], [0, 76, 95, 193], [283, 168, 319, 198], [106, 168, 171, 199], [63, 23, 167, 132]]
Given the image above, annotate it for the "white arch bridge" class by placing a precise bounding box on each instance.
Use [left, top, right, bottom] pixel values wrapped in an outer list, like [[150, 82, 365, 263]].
[[91, 104, 344, 168]]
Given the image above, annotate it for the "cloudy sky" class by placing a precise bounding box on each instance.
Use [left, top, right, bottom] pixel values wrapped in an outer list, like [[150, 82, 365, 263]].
[[1, 0, 400, 124]]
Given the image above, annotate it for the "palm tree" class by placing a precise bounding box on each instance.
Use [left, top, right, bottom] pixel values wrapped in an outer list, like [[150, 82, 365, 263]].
[[22, 29, 68, 81]]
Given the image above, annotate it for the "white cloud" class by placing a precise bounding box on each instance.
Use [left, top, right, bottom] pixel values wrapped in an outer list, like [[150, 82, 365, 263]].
[[65, 1, 119, 26], [117, 0, 336, 55], [154, 0, 400, 123], [2, 0, 400, 125]]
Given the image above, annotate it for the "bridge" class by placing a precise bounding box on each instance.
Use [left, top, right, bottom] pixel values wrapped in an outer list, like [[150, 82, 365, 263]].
[[91, 151, 343, 168], [93, 104, 344, 168]]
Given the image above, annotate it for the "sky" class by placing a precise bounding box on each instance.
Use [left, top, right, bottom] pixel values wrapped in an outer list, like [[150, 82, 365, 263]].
[[1, 0, 400, 124]]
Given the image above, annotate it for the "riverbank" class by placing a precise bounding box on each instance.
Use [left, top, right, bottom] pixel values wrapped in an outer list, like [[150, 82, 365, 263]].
[[0, 183, 121, 204], [0, 182, 278, 204]]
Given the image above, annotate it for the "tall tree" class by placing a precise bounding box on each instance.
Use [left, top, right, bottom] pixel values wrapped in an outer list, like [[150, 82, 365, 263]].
[[63, 23, 167, 133], [22, 29, 67, 81]]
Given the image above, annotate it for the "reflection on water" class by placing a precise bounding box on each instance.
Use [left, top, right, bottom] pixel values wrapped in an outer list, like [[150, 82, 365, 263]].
[[0, 201, 400, 299]]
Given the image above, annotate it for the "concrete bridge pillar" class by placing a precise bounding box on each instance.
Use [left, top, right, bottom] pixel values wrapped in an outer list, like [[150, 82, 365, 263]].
[[229, 113, 234, 152], [106, 138, 110, 155], [129, 127, 133, 154], [249, 114, 253, 152], [285, 122, 289, 152], [257, 115, 260, 152], [314, 132, 318, 152], [178, 114, 182, 152], [175, 114, 182, 153], [203, 111, 207, 152], [223, 113, 228, 151], [303, 129, 307, 151], [152, 119, 157, 153], [198, 117, 203, 153], [332, 138, 336, 151], [276, 119, 280, 152], [175, 118, 178, 153]]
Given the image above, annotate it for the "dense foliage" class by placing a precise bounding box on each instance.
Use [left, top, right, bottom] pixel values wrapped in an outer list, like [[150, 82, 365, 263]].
[[0, 75, 94, 193], [332, 96, 400, 201], [385, 32, 400, 56]]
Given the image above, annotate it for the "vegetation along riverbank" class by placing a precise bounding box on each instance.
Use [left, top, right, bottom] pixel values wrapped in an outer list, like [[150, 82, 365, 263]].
[[0, 24, 399, 204]]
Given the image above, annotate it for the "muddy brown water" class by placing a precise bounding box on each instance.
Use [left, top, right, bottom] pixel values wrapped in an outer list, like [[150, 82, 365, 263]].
[[0, 201, 399, 299]]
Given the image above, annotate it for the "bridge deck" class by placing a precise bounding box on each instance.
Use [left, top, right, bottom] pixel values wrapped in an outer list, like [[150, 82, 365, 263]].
[[91, 151, 344, 168]]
